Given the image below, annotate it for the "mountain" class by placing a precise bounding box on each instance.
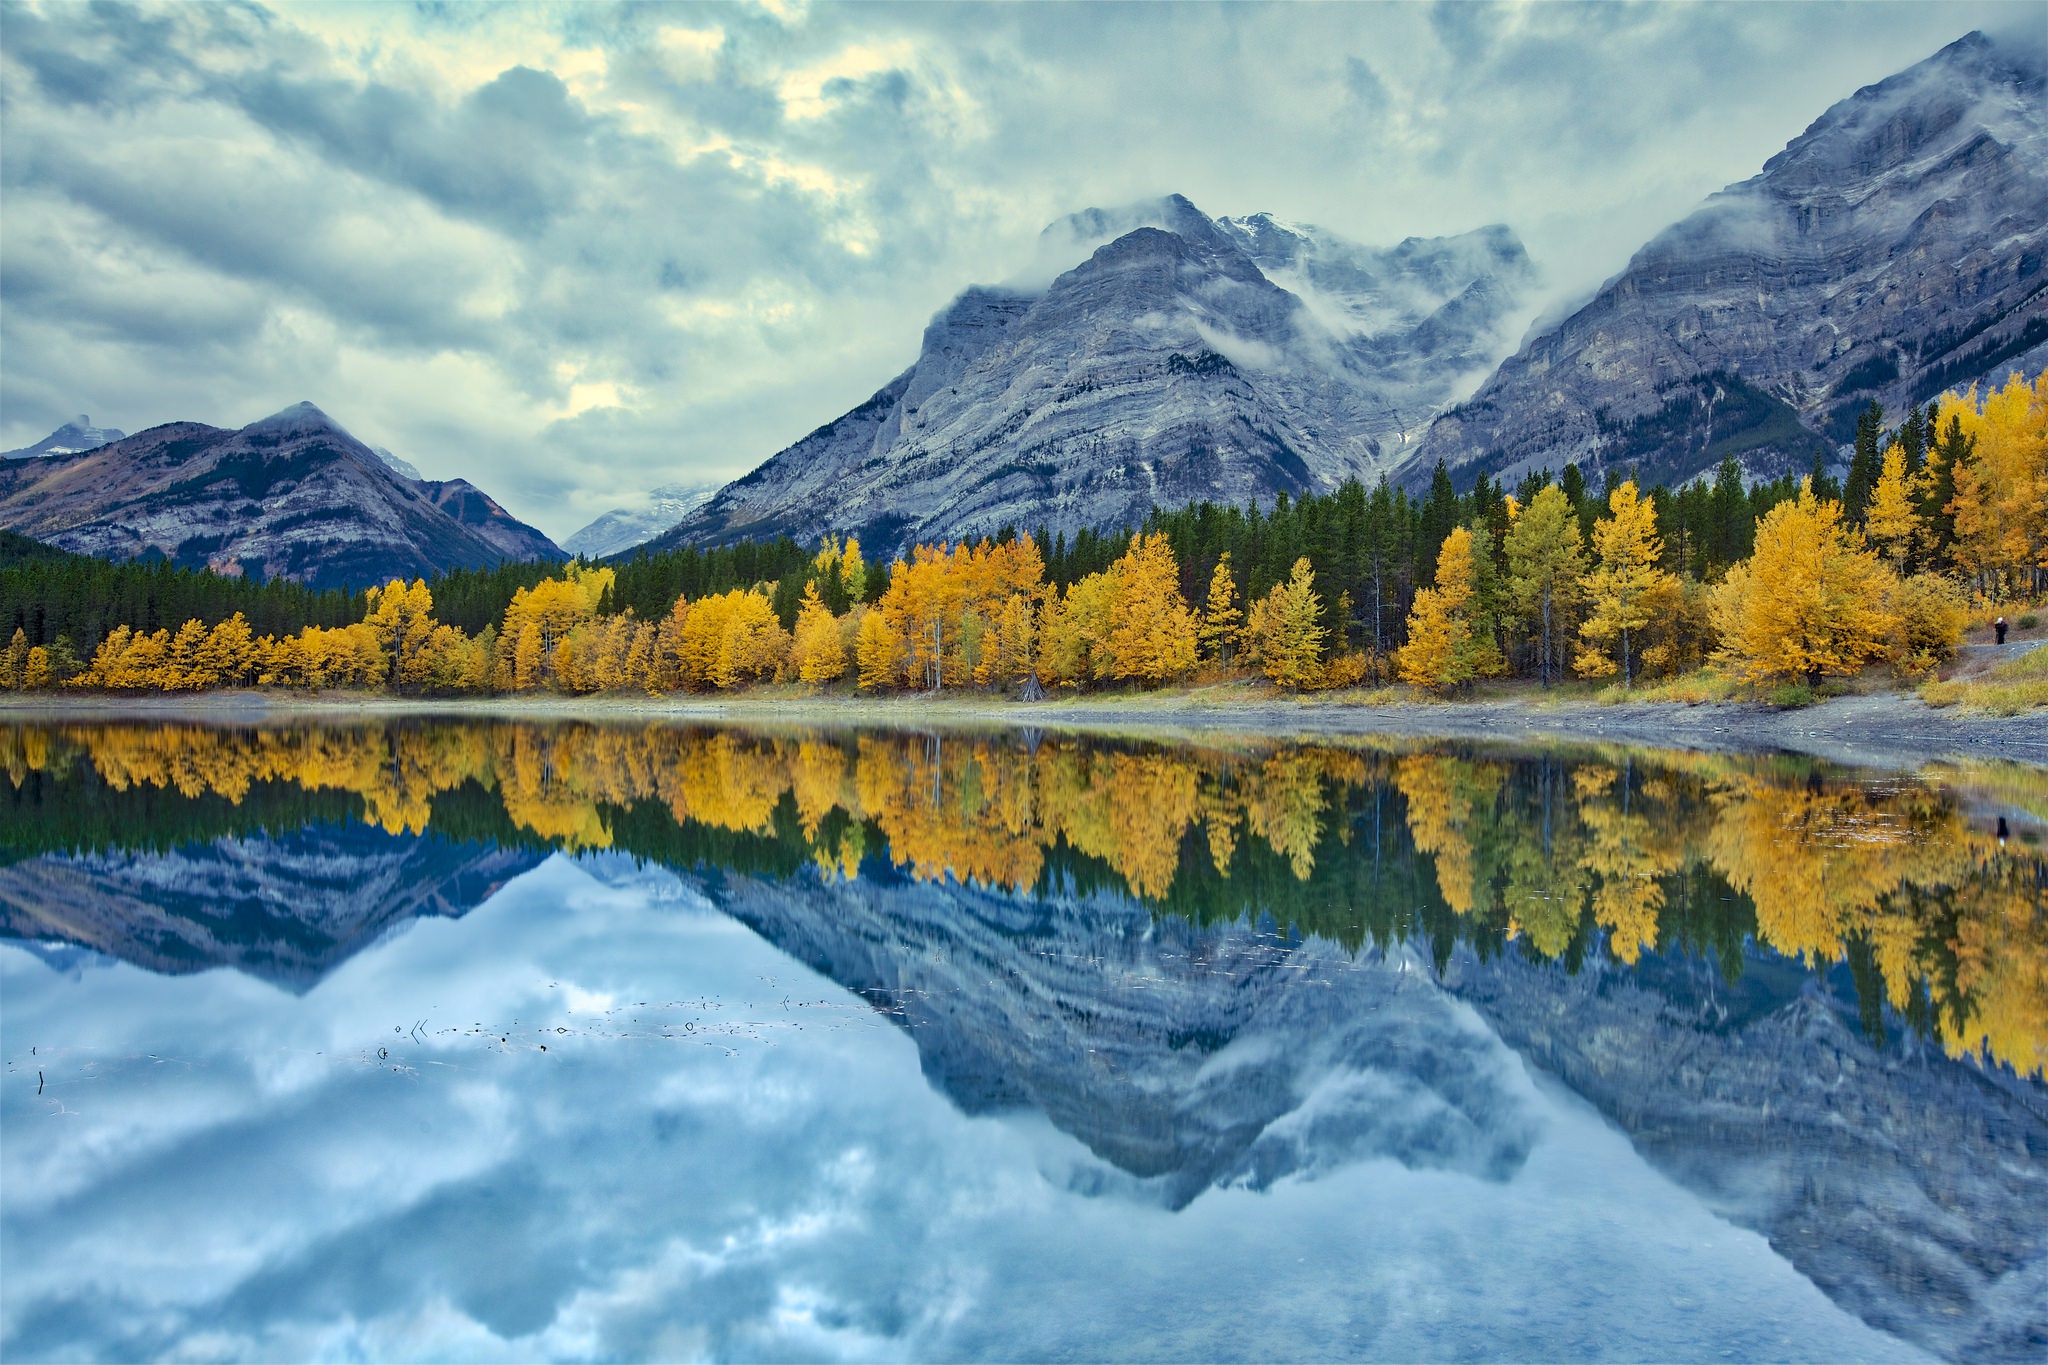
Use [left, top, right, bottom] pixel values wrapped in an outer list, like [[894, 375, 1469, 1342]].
[[563, 481, 722, 559], [699, 864, 2045, 1361], [418, 477, 564, 563], [0, 825, 544, 992], [371, 445, 422, 480], [3, 415, 125, 460], [0, 401, 561, 590], [645, 195, 1534, 556], [1417, 30, 2048, 490]]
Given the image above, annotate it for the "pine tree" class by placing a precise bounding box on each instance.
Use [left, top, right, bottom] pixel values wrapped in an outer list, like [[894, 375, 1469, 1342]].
[[1844, 400, 1884, 525]]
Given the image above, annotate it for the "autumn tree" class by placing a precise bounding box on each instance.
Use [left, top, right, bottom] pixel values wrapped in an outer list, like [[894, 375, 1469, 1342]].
[[1864, 440, 1923, 573], [1940, 370, 2047, 599], [1199, 553, 1244, 667], [1396, 526, 1483, 691], [1710, 481, 1897, 685], [1246, 557, 1326, 689], [790, 583, 848, 685], [365, 578, 438, 687], [1504, 483, 1587, 686], [1105, 533, 1199, 684], [1577, 480, 1674, 686]]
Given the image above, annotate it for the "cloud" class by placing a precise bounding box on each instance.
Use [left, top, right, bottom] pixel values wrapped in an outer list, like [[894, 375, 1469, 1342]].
[[0, 855, 1925, 1361], [0, 1, 2027, 538]]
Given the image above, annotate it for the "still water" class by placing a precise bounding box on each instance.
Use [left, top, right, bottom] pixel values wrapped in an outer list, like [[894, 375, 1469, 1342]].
[[3, 721, 2044, 1362]]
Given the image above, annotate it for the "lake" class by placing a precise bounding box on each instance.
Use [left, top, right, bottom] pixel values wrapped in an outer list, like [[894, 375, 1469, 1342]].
[[3, 719, 2044, 1362]]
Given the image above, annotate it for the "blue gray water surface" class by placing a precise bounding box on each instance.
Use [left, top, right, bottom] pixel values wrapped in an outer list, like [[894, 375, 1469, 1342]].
[[3, 722, 2043, 1362]]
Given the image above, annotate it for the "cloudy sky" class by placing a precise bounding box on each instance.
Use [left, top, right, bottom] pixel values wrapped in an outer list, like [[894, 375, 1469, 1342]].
[[0, 1, 2032, 540]]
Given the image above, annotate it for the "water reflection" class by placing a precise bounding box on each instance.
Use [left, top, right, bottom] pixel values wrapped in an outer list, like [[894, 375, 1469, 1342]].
[[3, 720, 2045, 1361]]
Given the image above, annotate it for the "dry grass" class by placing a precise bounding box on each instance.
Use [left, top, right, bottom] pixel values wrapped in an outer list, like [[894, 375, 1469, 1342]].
[[1921, 643, 2048, 715], [1592, 671, 1744, 706]]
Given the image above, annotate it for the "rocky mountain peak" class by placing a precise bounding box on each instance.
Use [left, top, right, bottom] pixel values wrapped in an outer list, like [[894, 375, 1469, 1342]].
[[3, 414, 129, 460], [1415, 28, 2047, 491], [645, 193, 1535, 557], [0, 401, 560, 589]]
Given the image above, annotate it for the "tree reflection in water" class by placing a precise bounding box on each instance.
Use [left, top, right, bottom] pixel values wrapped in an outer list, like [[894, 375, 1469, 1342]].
[[5, 720, 2043, 1080]]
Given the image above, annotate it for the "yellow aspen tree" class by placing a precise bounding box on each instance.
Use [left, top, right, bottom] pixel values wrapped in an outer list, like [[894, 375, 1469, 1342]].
[[1577, 481, 1674, 685], [0, 629, 26, 689], [1709, 480, 1898, 685], [1105, 532, 1198, 684], [196, 613, 257, 687], [23, 646, 52, 690], [1864, 440, 1923, 573], [1504, 484, 1587, 686], [1253, 557, 1326, 689], [513, 620, 545, 690], [1397, 527, 1480, 690], [1941, 370, 2047, 598], [161, 619, 208, 691], [365, 578, 437, 686], [855, 607, 902, 690], [1199, 553, 1244, 667], [792, 583, 848, 685]]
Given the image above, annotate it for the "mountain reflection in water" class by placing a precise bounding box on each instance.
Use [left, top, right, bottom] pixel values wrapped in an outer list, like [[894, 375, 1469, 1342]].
[[3, 719, 2044, 1362]]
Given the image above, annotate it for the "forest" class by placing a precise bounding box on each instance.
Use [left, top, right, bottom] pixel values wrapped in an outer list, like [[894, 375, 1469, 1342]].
[[2, 370, 2041, 699]]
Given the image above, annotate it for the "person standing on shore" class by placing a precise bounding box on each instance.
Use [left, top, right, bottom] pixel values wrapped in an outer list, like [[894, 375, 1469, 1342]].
[[1994, 615, 2008, 644]]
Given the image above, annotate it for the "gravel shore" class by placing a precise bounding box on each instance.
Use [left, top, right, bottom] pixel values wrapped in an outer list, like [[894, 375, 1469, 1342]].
[[7, 684, 2042, 771]]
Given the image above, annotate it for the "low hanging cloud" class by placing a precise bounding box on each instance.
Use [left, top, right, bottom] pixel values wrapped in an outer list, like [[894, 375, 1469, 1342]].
[[0, 1, 2022, 538]]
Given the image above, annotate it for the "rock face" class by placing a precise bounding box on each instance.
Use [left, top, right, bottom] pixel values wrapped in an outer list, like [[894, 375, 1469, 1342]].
[[0, 825, 544, 991], [419, 478, 564, 564], [1416, 30, 2048, 491], [3, 415, 126, 460], [563, 482, 722, 560], [1447, 944, 2048, 1362], [646, 195, 1533, 556], [0, 402, 560, 590], [700, 867, 1539, 1210], [691, 861, 2046, 1360]]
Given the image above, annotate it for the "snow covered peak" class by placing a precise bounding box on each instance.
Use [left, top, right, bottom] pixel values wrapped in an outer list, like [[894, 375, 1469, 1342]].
[[2, 414, 127, 459]]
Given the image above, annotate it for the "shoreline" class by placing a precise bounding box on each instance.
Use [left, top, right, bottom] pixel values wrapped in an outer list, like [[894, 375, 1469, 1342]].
[[5, 686, 2042, 771]]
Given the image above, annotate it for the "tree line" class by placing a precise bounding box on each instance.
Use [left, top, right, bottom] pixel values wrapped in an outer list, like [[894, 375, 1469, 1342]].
[[4, 371, 2040, 697]]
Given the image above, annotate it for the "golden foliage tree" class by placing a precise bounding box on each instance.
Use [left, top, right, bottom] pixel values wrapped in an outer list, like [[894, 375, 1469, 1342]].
[[1576, 480, 1674, 685], [790, 583, 848, 685], [1940, 370, 2047, 599], [1198, 553, 1244, 667], [1709, 481, 1897, 685], [1397, 527, 1481, 691], [1246, 557, 1326, 689], [1864, 440, 1923, 573]]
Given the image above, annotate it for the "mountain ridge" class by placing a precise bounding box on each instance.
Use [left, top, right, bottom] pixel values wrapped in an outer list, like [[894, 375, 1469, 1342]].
[[1414, 29, 2048, 490], [0, 401, 562, 591], [640, 195, 1535, 557]]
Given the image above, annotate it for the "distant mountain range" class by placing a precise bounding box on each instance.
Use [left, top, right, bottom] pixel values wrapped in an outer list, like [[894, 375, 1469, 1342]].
[[642, 196, 1535, 557], [562, 481, 722, 559], [2, 415, 127, 460], [1416, 30, 2048, 490], [6, 31, 2038, 574], [613, 28, 2040, 557], [0, 402, 560, 590]]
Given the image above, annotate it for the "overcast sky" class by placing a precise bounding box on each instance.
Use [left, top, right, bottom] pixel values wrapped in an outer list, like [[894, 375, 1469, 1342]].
[[0, 1, 2034, 539]]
